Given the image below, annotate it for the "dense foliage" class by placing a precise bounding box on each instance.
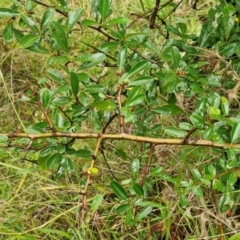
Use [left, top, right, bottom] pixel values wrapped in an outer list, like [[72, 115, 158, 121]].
[[1, 0, 240, 239]]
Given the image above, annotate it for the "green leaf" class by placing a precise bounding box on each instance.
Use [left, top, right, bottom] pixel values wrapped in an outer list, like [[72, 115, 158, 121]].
[[132, 183, 144, 195], [129, 76, 154, 86], [85, 84, 104, 93], [66, 8, 83, 32], [191, 168, 202, 180], [223, 4, 235, 40], [180, 195, 188, 208], [116, 204, 130, 214], [110, 181, 129, 201], [132, 159, 140, 174], [39, 146, 54, 157], [53, 112, 66, 128], [181, 181, 190, 188], [203, 126, 214, 139], [62, 158, 75, 173], [81, 19, 98, 27], [77, 73, 89, 82], [118, 45, 127, 71], [0, 135, 8, 143], [221, 97, 229, 116], [38, 155, 50, 170], [47, 153, 62, 168], [219, 193, 233, 212], [150, 166, 163, 176], [38, 229, 71, 239], [171, 46, 181, 69], [192, 186, 203, 197], [91, 0, 100, 21], [92, 99, 115, 111], [125, 208, 133, 226], [40, 8, 55, 30], [27, 42, 49, 54], [121, 107, 135, 122], [59, 0, 67, 6], [135, 206, 152, 221], [75, 53, 105, 62], [40, 89, 51, 108], [27, 125, 44, 133], [230, 123, 240, 143], [50, 21, 68, 53], [165, 126, 187, 138], [125, 86, 145, 107], [3, 22, 14, 43], [207, 74, 221, 87], [19, 34, 40, 48], [76, 53, 106, 70], [21, 15, 39, 33], [165, 25, 181, 37], [226, 158, 237, 169], [91, 194, 103, 211], [49, 56, 69, 65], [151, 104, 183, 115], [190, 112, 204, 128], [208, 165, 216, 177], [70, 71, 79, 96], [0, 8, 20, 17], [229, 232, 240, 240], [47, 69, 65, 83], [179, 122, 192, 131], [99, 0, 111, 21], [66, 149, 91, 158], [99, 42, 119, 52], [52, 97, 72, 106], [128, 60, 149, 79], [228, 172, 237, 185], [115, 148, 128, 160], [25, 0, 34, 12], [213, 179, 224, 192], [78, 92, 92, 107], [106, 17, 129, 25]]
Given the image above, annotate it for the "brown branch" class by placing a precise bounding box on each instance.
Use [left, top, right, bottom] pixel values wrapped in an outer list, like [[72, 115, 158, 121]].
[[37, 99, 57, 133], [150, 0, 161, 29], [102, 113, 118, 134], [182, 128, 198, 144], [58, 107, 73, 125], [80, 136, 103, 223], [129, 47, 159, 64], [88, 26, 116, 41], [100, 143, 118, 181], [141, 144, 155, 185], [2, 132, 240, 149], [164, 0, 182, 20]]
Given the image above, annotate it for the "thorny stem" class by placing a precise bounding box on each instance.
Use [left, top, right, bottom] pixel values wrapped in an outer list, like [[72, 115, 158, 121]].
[[141, 144, 155, 185], [2, 132, 240, 149], [80, 136, 103, 223]]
